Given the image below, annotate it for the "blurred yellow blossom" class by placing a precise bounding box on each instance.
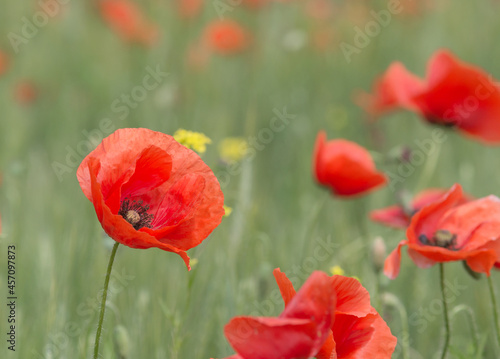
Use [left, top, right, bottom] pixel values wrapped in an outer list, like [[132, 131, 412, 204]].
[[218, 137, 249, 163], [173, 129, 212, 153], [330, 265, 345, 276], [223, 205, 233, 217]]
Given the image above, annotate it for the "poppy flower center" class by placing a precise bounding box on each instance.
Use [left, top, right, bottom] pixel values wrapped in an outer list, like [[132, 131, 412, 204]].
[[118, 199, 154, 230], [419, 229, 458, 250]]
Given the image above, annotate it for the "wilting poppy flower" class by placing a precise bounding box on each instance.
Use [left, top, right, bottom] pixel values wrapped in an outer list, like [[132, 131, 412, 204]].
[[358, 50, 500, 144], [220, 269, 396, 359], [385, 184, 500, 279], [313, 131, 387, 196], [370, 188, 472, 229], [99, 0, 158, 46], [273, 270, 396, 359], [222, 269, 336, 359], [203, 20, 250, 55], [77, 128, 224, 269], [176, 0, 203, 18]]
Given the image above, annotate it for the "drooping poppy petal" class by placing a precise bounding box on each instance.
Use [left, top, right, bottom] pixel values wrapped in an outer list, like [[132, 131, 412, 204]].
[[385, 183, 500, 278], [77, 128, 224, 269], [313, 131, 387, 197]]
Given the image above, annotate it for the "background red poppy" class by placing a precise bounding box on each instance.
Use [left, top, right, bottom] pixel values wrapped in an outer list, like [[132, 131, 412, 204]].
[[313, 131, 387, 197], [385, 184, 500, 279]]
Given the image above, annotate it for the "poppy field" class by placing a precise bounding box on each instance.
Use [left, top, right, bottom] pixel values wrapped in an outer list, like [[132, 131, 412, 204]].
[[2, 1, 500, 358]]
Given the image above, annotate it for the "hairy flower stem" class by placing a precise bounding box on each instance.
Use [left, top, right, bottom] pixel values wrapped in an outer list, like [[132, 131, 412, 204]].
[[94, 241, 120, 359], [439, 263, 451, 359], [487, 275, 500, 351]]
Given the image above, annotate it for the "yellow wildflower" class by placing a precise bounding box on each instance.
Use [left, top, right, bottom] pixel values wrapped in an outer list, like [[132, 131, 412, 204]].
[[223, 205, 233, 217], [330, 265, 345, 276], [173, 129, 212, 154], [218, 137, 249, 163]]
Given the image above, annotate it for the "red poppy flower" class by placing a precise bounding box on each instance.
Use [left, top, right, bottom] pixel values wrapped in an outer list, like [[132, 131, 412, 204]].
[[203, 20, 250, 55], [370, 188, 472, 229], [385, 184, 500, 279], [99, 0, 158, 46], [220, 269, 396, 359], [242, 0, 268, 9], [222, 269, 336, 359], [313, 131, 387, 197], [358, 50, 500, 144], [278, 270, 396, 359], [14, 81, 38, 105], [176, 0, 203, 18], [77, 128, 224, 269]]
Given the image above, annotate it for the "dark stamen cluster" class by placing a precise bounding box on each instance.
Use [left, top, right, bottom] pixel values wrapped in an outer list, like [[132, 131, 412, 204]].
[[118, 199, 154, 230], [419, 229, 458, 250]]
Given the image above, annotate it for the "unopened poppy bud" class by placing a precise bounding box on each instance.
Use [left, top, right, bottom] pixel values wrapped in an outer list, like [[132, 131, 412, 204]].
[[114, 325, 130, 359], [371, 236, 387, 273]]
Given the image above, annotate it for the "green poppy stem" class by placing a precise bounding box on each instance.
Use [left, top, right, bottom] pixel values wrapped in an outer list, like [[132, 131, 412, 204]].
[[93, 241, 120, 359], [439, 263, 451, 359], [487, 275, 500, 351]]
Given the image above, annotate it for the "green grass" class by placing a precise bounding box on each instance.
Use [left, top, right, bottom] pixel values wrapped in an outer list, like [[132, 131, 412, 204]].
[[1, 0, 500, 358]]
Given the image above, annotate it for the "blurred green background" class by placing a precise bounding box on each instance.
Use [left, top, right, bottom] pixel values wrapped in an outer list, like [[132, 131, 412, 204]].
[[1, 0, 500, 358]]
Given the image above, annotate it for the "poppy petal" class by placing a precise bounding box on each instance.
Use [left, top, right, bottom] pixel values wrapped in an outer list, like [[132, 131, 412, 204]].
[[348, 314, 398, 359], [280, 272, 335, 329], [370, 205, 409, 229], [105, 145, 172, 214], [331, 276, 375, 317], [87, 157, 191, 268], [331, 313, 375, 358], [120, 145, 172, 200], [224, 316, 326, 359], [384, 240, 408, 279], [149, 173, 205, 228], [407, 183, 463, 244], [273, 268, 297, 307]]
